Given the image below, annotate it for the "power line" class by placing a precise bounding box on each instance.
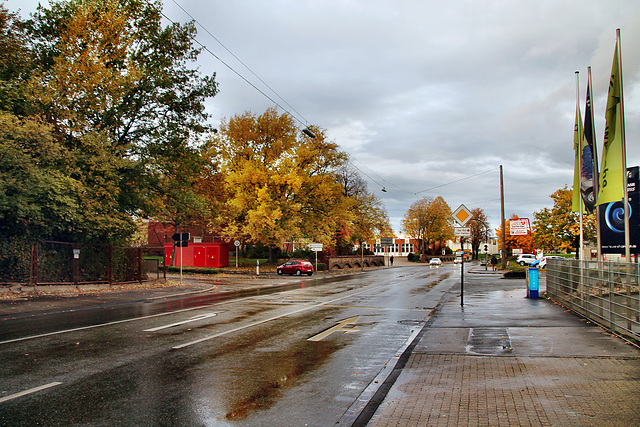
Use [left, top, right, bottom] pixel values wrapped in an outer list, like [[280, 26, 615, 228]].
[[414, 167, 498, 195], [169, 0, 310, 126], [163, 3, 497, 202], [159, 8, 310, 129]]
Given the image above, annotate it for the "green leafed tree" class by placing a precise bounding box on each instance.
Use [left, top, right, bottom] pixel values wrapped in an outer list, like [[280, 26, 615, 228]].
[[4, 0, 218, 243], [0, 6, 33, 116], [0, 112, 79, 238]]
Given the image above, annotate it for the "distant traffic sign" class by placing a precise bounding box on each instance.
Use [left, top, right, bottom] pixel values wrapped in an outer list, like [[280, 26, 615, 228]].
[[309, 243, 323, 252], [380, 237, 394, 246]]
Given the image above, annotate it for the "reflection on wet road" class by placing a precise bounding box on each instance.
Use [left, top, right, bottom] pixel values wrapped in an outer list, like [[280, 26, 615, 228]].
[[0, 265, 458, 426]]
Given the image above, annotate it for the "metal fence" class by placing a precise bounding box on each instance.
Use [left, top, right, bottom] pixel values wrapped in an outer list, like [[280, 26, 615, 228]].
[[0, 238, 165, 286], [546, 258, 640, 342]]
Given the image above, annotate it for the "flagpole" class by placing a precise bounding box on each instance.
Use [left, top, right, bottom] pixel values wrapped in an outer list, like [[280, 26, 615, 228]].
[[575, 72, 584, 260], [588, 66, 602, 260], [616, 29, 630, 262]]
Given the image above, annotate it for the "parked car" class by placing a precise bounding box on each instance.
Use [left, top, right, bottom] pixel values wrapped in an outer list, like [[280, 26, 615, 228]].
[[516, 254, 537, 266], [539, 255, 565, 269], [277, 260, 314, 276], [429, 257, 442, 266]]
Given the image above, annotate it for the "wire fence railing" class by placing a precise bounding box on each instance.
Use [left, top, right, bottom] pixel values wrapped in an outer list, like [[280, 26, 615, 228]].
[[0, 237, 165, 286], [546, 258, 640, 342]]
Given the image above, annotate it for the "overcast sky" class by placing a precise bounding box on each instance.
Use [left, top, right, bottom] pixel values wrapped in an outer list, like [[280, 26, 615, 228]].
[[11, 0, 640, 236]]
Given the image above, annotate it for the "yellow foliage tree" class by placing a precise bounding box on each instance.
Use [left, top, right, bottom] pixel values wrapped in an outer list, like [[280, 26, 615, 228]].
[[533, 186, 596, 254], [216, 108, 349, 261], [401, 196, 452, 254]]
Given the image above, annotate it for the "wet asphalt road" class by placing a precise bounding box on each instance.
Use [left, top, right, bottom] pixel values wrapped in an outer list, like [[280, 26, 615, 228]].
[[0, 263, 459, 426]]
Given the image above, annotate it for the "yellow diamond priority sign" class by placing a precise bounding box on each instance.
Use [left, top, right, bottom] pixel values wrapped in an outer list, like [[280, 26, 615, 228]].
[[452, 204, 472, 226]]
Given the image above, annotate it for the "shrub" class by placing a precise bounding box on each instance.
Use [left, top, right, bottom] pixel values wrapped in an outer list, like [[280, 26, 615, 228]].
[[503, 270, 525, 279]]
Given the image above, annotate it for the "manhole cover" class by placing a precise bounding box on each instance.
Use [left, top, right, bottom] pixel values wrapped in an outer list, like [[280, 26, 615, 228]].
[[398, 320, 426, 326]]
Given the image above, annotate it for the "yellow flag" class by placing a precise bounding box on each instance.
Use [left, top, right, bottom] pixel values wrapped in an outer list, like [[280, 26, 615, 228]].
[[597, 42, 624, 205]]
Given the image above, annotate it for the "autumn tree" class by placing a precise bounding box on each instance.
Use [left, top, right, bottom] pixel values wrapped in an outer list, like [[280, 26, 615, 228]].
[[335, 164, 393, 253], [401, 196, 452, 254], [533, 186, 596, 255], [495, 214, 535, 255], [469, 208, 491, 260], [9, 0, 218, 243], [216, 108, 349, 262]]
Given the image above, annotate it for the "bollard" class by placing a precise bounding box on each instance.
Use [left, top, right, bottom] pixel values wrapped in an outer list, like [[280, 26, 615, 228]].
[[528, 267, 539, 299]]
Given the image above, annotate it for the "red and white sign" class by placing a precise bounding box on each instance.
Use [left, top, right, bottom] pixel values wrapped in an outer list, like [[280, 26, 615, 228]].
[[510, 218, 530, 236]]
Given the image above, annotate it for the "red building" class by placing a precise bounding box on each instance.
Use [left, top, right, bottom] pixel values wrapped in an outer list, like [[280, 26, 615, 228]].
[[164, 242, 230, 268]]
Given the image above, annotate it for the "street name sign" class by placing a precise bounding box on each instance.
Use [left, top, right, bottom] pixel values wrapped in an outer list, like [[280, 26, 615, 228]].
[[309, 243, 323, 252]]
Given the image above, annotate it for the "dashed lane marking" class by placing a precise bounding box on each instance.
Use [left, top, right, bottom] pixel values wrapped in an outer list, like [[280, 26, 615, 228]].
[[0, 382, 63, 403], [144, 312, 218, 332]]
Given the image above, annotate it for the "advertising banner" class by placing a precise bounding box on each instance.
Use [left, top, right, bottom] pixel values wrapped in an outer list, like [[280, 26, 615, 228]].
[[600, 166, 640, 254]]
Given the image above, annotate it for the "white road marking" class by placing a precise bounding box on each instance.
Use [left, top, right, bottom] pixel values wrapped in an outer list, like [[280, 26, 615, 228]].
[[307, 316, 360, 342], [0, 305, 217, 345], [144, 312, 218, 332], [0, 382, 63, 403], [173, 286, 383, 349]]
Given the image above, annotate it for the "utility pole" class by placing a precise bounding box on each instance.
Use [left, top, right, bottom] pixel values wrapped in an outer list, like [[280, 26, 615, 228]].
[[500, 165, 507, 270]]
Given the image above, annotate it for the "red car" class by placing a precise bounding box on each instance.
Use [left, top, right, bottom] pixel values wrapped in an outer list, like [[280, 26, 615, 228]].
[[277, 260, 314, 276]]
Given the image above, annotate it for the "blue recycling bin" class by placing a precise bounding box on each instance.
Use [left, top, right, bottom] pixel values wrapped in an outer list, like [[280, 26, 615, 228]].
[[528, 267, 539, 299]]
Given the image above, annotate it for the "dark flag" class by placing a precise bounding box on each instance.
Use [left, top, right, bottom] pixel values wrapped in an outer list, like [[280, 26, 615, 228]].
[[580, 80, 597, 213]]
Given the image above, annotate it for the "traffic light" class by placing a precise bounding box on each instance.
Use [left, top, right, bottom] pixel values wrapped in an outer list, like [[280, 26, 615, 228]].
[[484, 244, 488, 251]]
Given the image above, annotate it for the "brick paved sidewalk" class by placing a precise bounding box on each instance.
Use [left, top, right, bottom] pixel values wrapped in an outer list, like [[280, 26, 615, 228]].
[[366, 271, 640, 427], [369, 354, 640, 426]]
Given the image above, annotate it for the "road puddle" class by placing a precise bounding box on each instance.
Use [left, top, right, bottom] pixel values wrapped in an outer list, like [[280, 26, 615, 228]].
[[224, 340, 343, 421]]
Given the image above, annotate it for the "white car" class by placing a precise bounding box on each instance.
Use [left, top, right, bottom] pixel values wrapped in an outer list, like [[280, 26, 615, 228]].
[[539, 255, 564, 269], [516, 254, 536, 266], [430, 257, 442, 266]]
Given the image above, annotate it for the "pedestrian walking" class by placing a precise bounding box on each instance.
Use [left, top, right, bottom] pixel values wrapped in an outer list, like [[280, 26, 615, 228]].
[[390, 255, 394, 266], [490, 255, 498, 271]]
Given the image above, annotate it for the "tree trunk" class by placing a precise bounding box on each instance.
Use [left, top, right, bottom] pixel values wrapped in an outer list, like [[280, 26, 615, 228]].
[[268, 246, 280, 264]]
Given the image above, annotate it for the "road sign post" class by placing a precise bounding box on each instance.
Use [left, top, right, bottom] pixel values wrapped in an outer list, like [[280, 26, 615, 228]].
[[309, 243, 323, 271], [172, 233, 190, 284], [380, 238, 393, 266], [452, 205, 471, 307]]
